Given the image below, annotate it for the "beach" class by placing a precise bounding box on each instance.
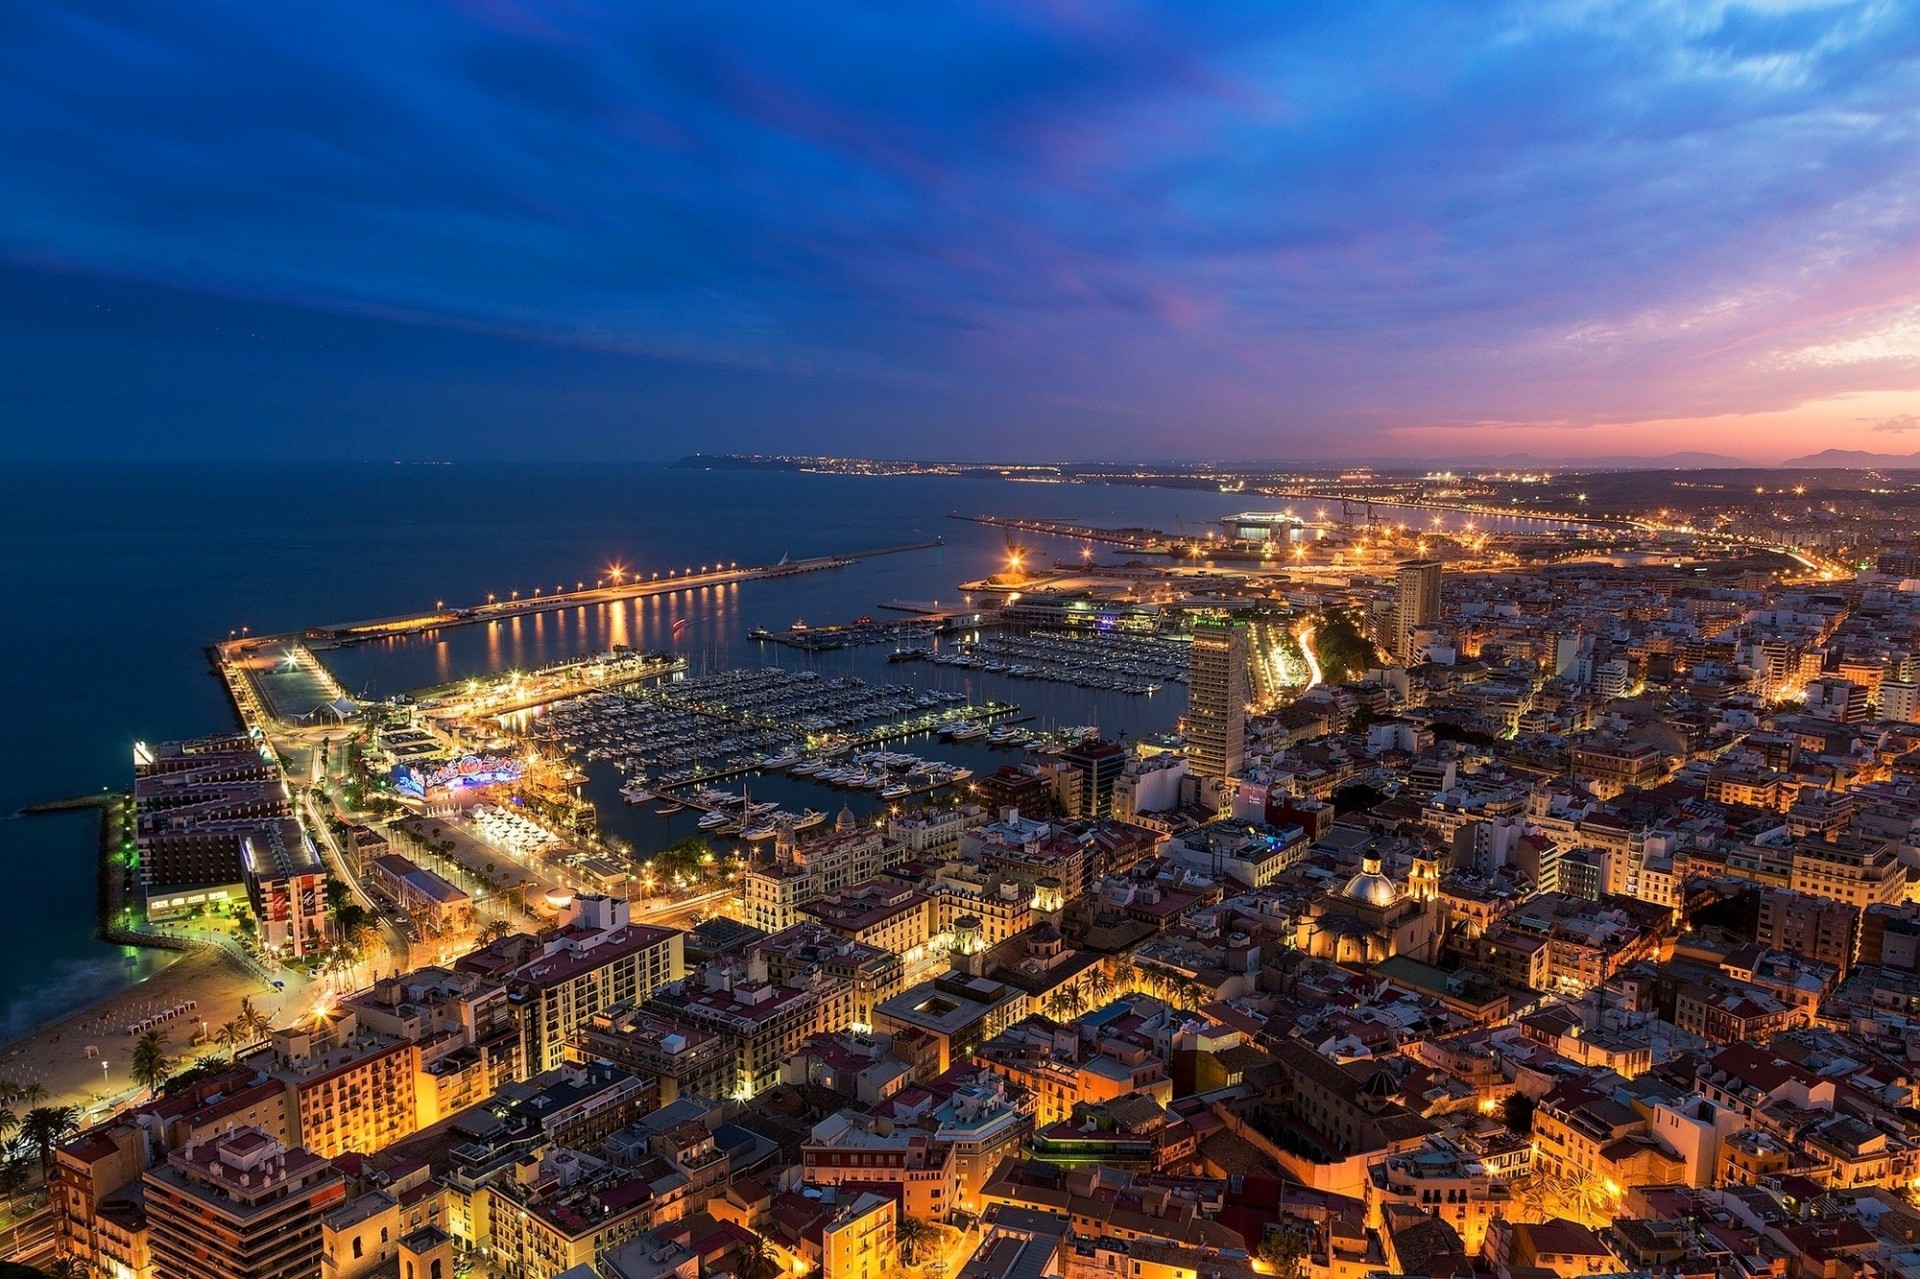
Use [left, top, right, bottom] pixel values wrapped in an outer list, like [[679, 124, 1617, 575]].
[[0, 947, 308, 1116]]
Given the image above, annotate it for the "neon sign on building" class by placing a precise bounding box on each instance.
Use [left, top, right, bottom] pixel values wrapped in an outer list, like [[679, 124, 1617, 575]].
[[392, 754, 523, 798]]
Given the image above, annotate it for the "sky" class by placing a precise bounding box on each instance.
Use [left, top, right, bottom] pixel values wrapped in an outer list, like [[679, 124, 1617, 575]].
[[4, 1, 1920, 464]]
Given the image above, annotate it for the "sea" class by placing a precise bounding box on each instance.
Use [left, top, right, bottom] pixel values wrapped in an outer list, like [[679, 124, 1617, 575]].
[[0, 461, 1572, 1040]]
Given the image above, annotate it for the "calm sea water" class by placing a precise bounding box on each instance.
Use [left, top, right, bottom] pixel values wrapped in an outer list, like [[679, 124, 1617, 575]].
[[3, 461, 1301, 1038]]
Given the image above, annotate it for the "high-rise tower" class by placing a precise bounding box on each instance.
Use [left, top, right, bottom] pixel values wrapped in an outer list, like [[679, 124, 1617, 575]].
[[1394, 559, 1443, 664], [1187, 616, 1249, 785]]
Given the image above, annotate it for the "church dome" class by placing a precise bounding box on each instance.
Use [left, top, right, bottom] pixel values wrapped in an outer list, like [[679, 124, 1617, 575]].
[[1342, 854, 1401, 907]]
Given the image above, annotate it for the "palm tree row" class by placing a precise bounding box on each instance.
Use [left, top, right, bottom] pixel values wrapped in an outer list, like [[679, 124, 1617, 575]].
[[1106, 954, 1207, 1012]]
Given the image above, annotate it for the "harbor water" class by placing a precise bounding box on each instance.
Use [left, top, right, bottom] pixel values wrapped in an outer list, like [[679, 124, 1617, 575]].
[[1, 461, 1269, 1037]]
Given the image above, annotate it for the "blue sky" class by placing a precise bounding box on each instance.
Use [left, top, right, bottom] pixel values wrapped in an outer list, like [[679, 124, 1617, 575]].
[[4, 0, 1919, 462]]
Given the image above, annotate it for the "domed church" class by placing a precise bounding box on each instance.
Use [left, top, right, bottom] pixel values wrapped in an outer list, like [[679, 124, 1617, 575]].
[[1295, 851, 1441, 966]]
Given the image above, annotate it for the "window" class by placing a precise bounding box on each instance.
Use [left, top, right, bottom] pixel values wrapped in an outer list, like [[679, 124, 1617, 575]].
[[353, 1240, 364, 1260]]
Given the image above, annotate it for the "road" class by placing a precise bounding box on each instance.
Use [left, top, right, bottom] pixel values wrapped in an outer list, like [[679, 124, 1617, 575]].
[[1296, 622, 1324, 689], [305, 793, 411, 980]]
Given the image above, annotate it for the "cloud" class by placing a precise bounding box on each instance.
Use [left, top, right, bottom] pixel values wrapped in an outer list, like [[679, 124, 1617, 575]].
[[1870, 414, 1920, 433], [3, 0, 1920, 457]]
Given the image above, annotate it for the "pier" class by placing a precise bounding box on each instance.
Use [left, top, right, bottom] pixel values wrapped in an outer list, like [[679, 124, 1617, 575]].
[[220, 538, 948, 656], [417, 651, 688, 719], [952, 514, 1169, 552], [753, 607, 983, 649]]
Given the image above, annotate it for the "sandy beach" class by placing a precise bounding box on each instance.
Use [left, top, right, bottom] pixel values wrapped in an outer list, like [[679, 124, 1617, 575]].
[[0, 947, 309, 1117]]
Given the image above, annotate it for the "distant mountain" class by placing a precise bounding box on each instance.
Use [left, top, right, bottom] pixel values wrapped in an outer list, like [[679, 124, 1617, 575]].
[[1779, 448, 1920, 469]]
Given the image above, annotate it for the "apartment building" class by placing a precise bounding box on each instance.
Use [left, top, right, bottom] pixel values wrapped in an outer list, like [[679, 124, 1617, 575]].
[[745, 822, 904, 934], [343, 966, 524, 1126], [645, 958, 850, 1099], [245, 1009, 420, 1160], [570, 1005, 734, 1105], [144, 1129, 346, 1279], [802, 1110, 959, 1222], [750, 923, 904, 1031], [1789, 837, 1907, 909], [797, 879, 933, 956], [459, 896, 686, 1074]]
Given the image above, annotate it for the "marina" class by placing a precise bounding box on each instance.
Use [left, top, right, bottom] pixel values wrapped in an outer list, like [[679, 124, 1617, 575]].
[[513, 664, 1020, 794], [920, 628, 1191, 696]]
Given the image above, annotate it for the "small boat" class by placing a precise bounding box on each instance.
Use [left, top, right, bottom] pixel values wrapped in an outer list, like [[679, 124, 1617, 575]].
[[880, 783, 910, 800], [655, 803, 685, 816], [698, 811, 731, 830], [793, 809, 827, 830], [620, 783, 655, 804], [763, 751, 801, 770], [742, 825, 777, 841]]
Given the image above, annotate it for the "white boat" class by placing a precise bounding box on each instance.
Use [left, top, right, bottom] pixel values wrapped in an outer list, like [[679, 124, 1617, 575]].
[[880, 783, 910, 800], [946, 721, 987, 740], [742, 825, 777, 841], [697, 810, 731, 830], [791, 759, 824, 776], [655, 802, 685, 816], [763, 751, 802, 770], [793, 809, 827, 830], [620, 783, 655, 804], [945, 766, 972, 782]]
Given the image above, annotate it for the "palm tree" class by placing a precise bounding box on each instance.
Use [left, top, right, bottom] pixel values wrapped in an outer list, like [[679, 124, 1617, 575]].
[[736, 1238, 778, 1279], [0, 1082, 46, 1107], [20, 1105, 79, 1175], [479, 918, 513, 945], [216, 1019, 246, 1063], [0, 1135, 32, 1212], [349, 920, 382, 966], [237, 998, 272, 1041], [131, 1030, 173, 1095], [897, 1214, 935, 1267]]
